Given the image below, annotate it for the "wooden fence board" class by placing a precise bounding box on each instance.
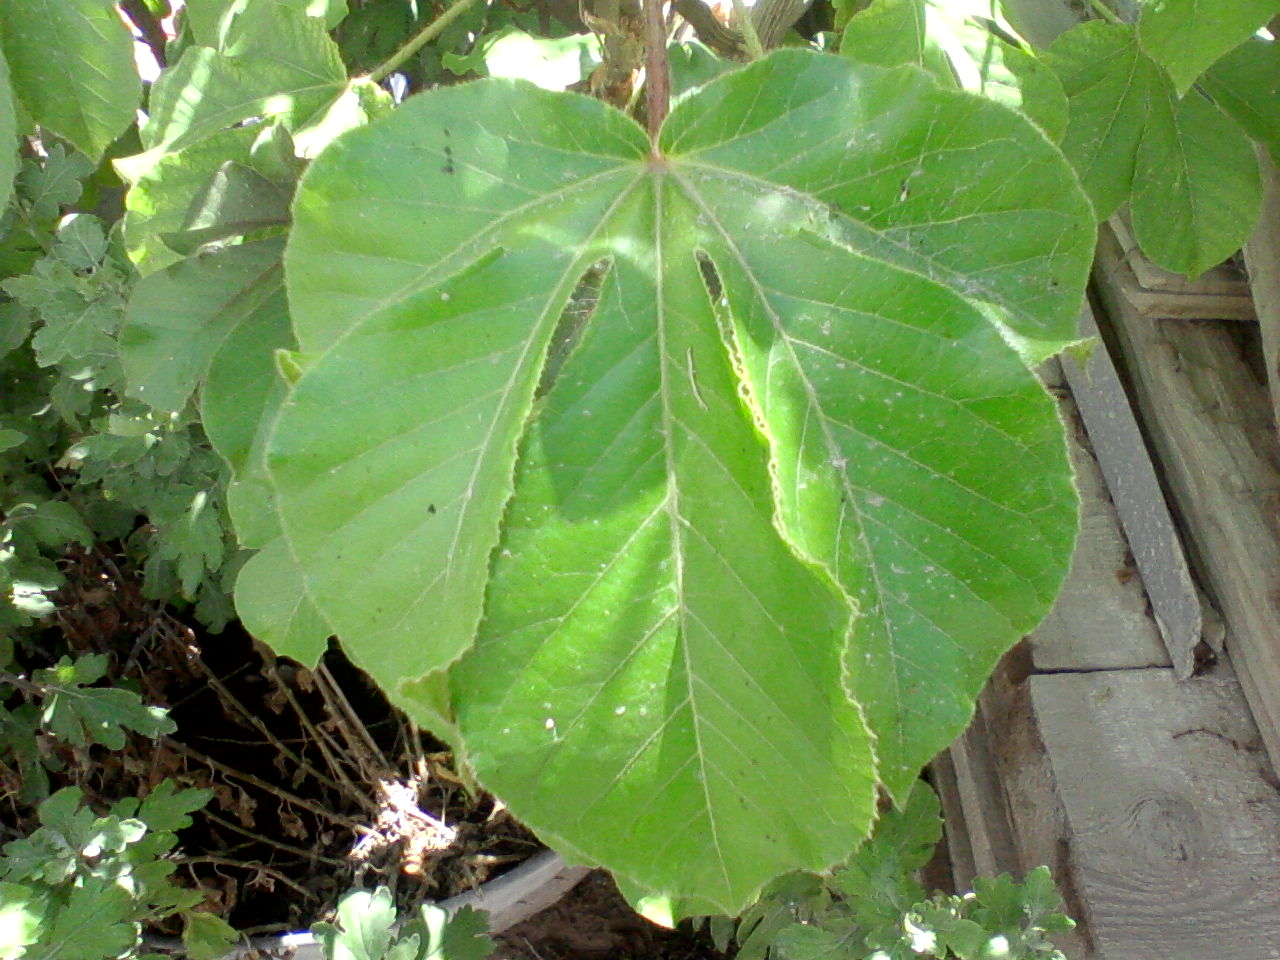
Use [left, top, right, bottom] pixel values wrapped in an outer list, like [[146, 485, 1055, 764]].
[[1030, 667, 1280, 958], [1058, 313, 1206, 676], [1093, 227, 1280, 771], [1036, 359, 1172, 671], [1099, 217, 1255, 321]]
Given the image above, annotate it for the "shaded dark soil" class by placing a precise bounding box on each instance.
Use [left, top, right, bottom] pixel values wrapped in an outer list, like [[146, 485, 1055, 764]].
[[2, 546, 538, 935], [497, 872, 734, 960], [1, 547, 739, 958]]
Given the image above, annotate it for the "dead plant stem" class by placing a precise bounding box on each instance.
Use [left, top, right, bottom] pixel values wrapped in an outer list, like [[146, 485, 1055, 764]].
[[187, 655, 359, 805], [200, 809, 349, 867], [166, 739, 366, 833]]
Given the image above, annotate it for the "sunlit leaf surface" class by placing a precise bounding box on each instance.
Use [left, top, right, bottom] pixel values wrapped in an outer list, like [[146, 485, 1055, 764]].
[[264, 50, 1089, 913]]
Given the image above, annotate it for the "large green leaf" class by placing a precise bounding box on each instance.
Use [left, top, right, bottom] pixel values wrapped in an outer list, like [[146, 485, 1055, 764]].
[[0, 47, 17, 212], [0, 0, 139, 161], [1201, 36, 1280, 163], [1132, 88, 1261, 278], [841, 0, 1067, 141], [1136, 0, 1280, 94], [1045, 22, 1167, 220], [120, 239, 294, 546], [264, 51, 1088, 913], [139, 5, 346, 157], [121, 240, 287, 416]]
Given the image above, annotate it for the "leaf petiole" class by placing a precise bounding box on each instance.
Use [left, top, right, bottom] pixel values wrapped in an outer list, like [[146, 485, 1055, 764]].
[[731, 0, 767, 59], [1086, 0, 1124, 25], [368, 0, 487, 84]]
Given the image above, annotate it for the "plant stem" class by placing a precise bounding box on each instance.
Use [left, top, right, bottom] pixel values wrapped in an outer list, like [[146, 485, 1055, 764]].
[[1086, 0, 1123, 24], [120, 0, 170, 68], [644, 0, 671, 145], [731, 0, 767, 59], [368, 0, 486, 84]]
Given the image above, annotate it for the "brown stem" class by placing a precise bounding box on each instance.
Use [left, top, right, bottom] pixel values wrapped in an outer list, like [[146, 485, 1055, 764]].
[[187, 654, 363, 807], [672, 0, 746, 57], [644, 0, 670, 146], [178, 856, 314, 899], [166, 739, 366, 832], [200, 809, 349, 867], [119, 0, 169, 69]]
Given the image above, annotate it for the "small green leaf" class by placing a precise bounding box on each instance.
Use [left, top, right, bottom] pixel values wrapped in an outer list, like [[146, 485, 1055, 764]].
[[840, 0, 1067, 142], [8, 501, 93, 550], [1132, 87, 1261, 277], [21, 877, 136, 960], [426, 904, 495, 960], [771, 920, 857, 960], [33, 654, 176, 749], [1136, 0, 1280, 94], [139, 4, 346, 157], [668, 42, 736, 102], [20, 146, 95, 227], [138, 780, 212, 833], [0, 882, 45, 960], [841, 0, 934, 72], [0, 0, 140, 161], [182, 911, 240, 960], [480, 29, 601, 90], [316, 887, 397, 960], [1046, 21, 1168, 219]]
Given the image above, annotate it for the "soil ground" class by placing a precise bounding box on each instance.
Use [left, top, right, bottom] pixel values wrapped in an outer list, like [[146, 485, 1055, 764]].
[[1, 548, 738, 957], [496, 871, 734, 960]]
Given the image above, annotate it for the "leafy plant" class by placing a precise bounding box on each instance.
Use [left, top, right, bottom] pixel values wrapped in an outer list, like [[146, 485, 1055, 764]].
[[0, 0, 1275, 945], [116, 0, 1090, 919], [229, 32, 1090, 917], [713, 782, 1074, 960], [0, 781, 237, 960], [835, 0, 1280, 277], [314, 887, 496, 960]]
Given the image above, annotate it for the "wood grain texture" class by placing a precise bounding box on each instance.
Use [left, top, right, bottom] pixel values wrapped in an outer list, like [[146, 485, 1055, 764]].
[[1094, 227, 1280, 771], [1031, 667, 1280, 958], [1058, 312, 1204, 675], [1102, 217, 1255, 321], [1034, 363, 1172, 671]]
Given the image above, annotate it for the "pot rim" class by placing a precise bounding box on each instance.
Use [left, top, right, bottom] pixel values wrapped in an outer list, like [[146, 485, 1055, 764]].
[[145, 850, 591, 958]]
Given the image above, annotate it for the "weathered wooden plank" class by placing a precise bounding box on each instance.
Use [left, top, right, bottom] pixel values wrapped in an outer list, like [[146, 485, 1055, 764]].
[[1036, 359, 1171, 671], [1057, 314, 1205, 676], [1109, 215, 1253, 299], [947, 706, 1020, 882], [927, 749, 976, 891], [1101, 216, 1255, 321], [1242, 147, 1280, 433], [1093, 228, 1280, 772], [975, 654, 1095, 960], [1030, 666, 1280, 958]]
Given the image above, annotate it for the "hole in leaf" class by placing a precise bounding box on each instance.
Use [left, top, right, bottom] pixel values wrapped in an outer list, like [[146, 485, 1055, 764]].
[[537, 258, 611, 397]]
